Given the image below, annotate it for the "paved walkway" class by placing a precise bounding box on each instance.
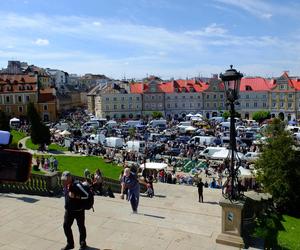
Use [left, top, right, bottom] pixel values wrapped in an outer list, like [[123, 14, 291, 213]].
[[0, 183, 238, 250]]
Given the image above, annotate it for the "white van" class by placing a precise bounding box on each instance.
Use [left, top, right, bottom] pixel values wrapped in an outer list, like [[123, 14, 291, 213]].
[[125, 120, 142, 128], [188, 136, 216, 145], [199, 147, 227, 159], [88, 134, 106, 145], [126, 140, 146, 152], [105, 120, 118, 128], [104, 137, 124, 148], [149, 119, 167, 128], [178, 121, 191, 127], [244, 152, 261, 162]]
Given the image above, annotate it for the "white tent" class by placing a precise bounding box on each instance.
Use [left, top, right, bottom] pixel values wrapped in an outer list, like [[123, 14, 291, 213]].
[[140, 162, 168, 170], [238, 167, 253, 178], [195, 113, 203, 117], [186, 113, 194, 117], [60, 130, 71, 136]]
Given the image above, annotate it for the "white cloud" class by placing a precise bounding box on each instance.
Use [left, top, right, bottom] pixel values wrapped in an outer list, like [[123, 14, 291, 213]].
[[214, 0, 298, 19], [92, 21, 101, 26], [185, 23, 227, 37], [34, 38, 49, 46]]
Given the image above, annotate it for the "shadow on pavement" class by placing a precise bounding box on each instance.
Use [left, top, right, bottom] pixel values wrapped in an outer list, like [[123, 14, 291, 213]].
[[142, 213, 165, 219], [154, 194, 167, 198], [203, 201, 219, 205], [85, 247, 100, 250], [1, 194, 39, 203]]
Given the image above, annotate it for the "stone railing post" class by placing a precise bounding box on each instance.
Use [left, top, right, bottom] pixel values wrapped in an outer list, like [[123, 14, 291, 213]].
[[45, 172, 61, 196]]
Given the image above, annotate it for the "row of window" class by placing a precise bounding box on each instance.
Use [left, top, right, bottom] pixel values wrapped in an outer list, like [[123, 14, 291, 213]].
[[105, 104, 140, 110], [3, 105, 48, 113], [271, 93, 294, 99], [241, 94, 267, 99], [0, 85, 34, 91], [105, 96, 140, 101], [0, 95, 32, 104], [166, 95, 202, 100]]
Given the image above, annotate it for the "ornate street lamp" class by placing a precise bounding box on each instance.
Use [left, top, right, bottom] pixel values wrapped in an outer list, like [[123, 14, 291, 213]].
[[220, 65, 243, 200]]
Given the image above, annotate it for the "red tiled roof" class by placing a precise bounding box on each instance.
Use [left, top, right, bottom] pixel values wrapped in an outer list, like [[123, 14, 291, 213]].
[[130, 82, 144, 94], [291, 79, 300, 90], [130, 79, 208, 94], [0, 74, 37, 84], [240, 77, 272, 91]]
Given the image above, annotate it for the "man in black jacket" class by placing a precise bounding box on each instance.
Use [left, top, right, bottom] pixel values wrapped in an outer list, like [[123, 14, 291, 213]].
[[61, 171, 87, 250]]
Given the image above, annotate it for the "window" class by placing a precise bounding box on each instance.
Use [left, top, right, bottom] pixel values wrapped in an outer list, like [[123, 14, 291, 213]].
[[220, 103, 224, 108], [151, 96, 155, 100], [206, 103, 209, 107], [190, 103, 193, 107], [18, 96, 22, 102], [246, 103, 249, 108], [6, 96, 10, 103], [280, 102, 284, 108], [280, 93, 285, 99], [129, 104, 132, 109], [220, 94, 223, 99], [198, 103, 201, 107], [190, 95, 193, 99], [288, 94, 293, 98], [206, 94, 210, 99], [288, 103, 292, 108], [272, 93, 277, 99], [213, 103, 217, 108], [182, 103, 185, 108], [263, 102, 267, 108], [175, 96, 178, 99], [26, 96, 30, 102], [136, 105, 139, 109], [114, 104, 117, 109], [18, 106, 23, 112], [106, 97, 109, 101], [246, 95, 249, 99], [44, 105, 48, 111], [121, 104, 125, 109], [182, 96, 185, 99], [280, 85, 285, 90], [198, 95, 201, 99], [6, 106, 11, 113], [175, 103, 178, 108], [263, 95, 267, 99], [136, 97, 140, 101], [272, 102, 276, 108], [167, 96, 171, 100], [106, 105, 109, 110], [121, 97, 125, 101], [113, 97, 117, 101], [254, 102, 257, 108], [167, 104, 170, 108], [213, 94, 217, 99], [129, 96, 132, 101]]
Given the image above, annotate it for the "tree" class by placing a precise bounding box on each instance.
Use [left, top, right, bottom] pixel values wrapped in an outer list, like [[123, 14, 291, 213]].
[[0, 110, 10, 131], [252, 110, 271, 123], [27, 103, 50, 146], [222, 110, 241, 120], [128, 127, 136, 139], [152, 111, 163, 119], [255, 118, 300, 215]]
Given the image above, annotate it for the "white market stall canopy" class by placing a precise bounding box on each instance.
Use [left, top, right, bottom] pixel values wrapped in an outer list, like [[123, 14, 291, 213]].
[[239, 167, 253, 178], [60, 130, 71, 136], [10, 117, 20, 122], [140, 162, 168, 170]]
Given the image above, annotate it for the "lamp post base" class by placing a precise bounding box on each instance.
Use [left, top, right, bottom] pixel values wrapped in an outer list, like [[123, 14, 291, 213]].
[[216, 199, 245, 248], [216, 233, 244, 248]]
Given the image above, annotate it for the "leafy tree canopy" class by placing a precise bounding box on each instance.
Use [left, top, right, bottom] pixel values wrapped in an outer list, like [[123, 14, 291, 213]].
[[252, 110, 271, 123], [26, 103, 50, 146], [255, 118, 300, 215], [152, 111, 163, 119], [0, 110, 10, 131]]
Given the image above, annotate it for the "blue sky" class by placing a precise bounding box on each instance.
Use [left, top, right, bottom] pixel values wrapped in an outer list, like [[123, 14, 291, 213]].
[[1, 0, 300, 79]]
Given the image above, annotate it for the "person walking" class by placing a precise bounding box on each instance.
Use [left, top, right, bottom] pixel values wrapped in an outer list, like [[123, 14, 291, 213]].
[[61, 171, 87, 250], [121, 167, 140, 213], [197, 178, 204, 203]]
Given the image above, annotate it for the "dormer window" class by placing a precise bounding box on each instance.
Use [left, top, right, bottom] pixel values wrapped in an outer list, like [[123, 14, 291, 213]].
[[245, 85, 252, 91], [190, 87, 195, 92]]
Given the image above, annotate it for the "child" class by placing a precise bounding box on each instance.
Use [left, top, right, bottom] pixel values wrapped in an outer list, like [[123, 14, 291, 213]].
[[146, 183, 154, 198]]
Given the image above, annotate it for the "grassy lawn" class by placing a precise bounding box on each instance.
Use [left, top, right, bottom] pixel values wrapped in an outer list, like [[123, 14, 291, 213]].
[[10, 130, 27, 148], [253, 212, 300, 249], [278, 215, 300, 249], [26, 138, 68, 151], [34, 155, 123, 180]]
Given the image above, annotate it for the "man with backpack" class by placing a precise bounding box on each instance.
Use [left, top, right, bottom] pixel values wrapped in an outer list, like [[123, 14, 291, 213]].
[[61, 171, 90, 250]]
